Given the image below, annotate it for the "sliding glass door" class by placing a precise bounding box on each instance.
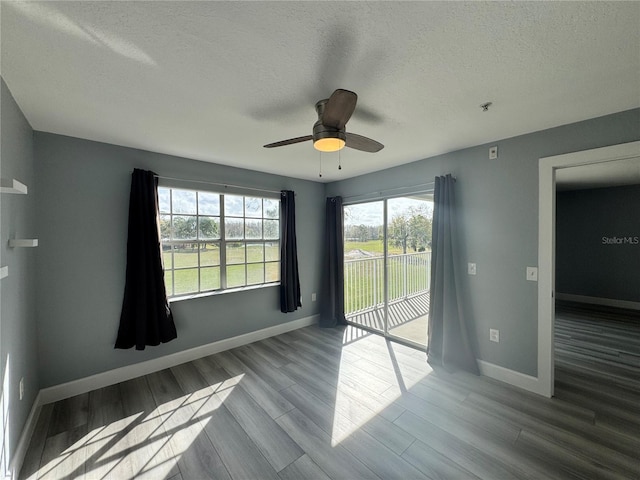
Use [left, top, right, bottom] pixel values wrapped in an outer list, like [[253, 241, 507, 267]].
[[343, 201, 385, 333], [344, 194, 433, 348]]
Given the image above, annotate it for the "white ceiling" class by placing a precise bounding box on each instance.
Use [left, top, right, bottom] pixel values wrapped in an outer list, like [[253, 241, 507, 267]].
[[1, 1, 639, 182]]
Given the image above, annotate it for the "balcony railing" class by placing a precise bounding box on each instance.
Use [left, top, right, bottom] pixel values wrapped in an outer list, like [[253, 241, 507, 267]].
[[344, 252, 431, 315]]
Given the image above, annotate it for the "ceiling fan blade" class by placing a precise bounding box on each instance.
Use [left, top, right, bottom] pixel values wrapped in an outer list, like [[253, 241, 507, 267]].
[[263, 135, 313, 148], [322, 89, 357, 129], [345, 132, 384, 153]]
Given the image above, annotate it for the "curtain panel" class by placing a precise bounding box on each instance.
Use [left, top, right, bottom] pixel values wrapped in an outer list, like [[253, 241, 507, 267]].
[[320, 196, 347, 327], [280, 190, 302, 312], [427, 174, 479, 374], [115, 169, 177, 350]]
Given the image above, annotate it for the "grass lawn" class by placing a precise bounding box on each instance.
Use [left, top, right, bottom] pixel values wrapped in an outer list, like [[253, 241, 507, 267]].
[[164, 243, 279, 295], [344, 239, 426, 256]]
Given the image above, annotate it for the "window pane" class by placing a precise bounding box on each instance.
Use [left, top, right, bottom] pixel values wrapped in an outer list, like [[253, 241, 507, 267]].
[[227, 265, 246, 288], [247, 263, 264, 285], [226, 242, 245, 264], [173, 189, 197, 214], [265, 262, 279, 283], [162, 189, 282, 296], [225, 218, 244, 239], [246, 219, 262, 239], [173, 244, 198, 268], [174, 268, 198, 295], [158, 188, 171, 213], [200, 243, 220, 266], [265, 242, 279, 261], [225, 195, 244, 216], [159, 215, 171, 241], [201, 266, 220, 291], [164, 270, 173, 296], [162, 245, 173, 269], [264, 199, 279, 219], [245, 197, 262, 218], [264, 220, 279, 239], [173, 216, 198, 240], [198, 192, 220, 215], [199, 216, 220, 240], [247, 243, 264, 263]]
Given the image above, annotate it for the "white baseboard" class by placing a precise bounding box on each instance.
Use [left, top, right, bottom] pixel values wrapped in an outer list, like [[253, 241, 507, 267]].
[[9, 391, 42, 480], [12, 315, 317, 478], [477, 359, 546, 397], [556, 293, 640, 311], [39, 315, 318, 405]]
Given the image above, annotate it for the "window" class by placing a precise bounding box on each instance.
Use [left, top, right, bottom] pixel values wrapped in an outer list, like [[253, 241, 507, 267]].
[[158, 187, 280, 297]]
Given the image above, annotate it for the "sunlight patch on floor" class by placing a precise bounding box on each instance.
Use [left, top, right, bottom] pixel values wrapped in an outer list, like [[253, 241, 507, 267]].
[[34, 373, 244, 480], [331, 327, 433, 446]]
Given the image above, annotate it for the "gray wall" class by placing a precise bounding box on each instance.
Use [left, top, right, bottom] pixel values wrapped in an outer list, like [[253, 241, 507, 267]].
[[0, 78, 39, 469], [326, 108, 640, 376], [557, 185, 640, 303], [34, 133, 325, 388]]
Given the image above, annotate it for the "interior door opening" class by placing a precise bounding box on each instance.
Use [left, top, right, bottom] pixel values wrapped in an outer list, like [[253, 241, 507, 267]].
[[344, 194, 433, 349]]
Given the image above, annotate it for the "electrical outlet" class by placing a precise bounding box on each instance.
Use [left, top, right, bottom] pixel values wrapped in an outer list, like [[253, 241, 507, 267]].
[[489, 146, 498, 159], [526, 267, 538, 282], [19, 377, 24, 400], [468, 263, 477, 275], [490, 329, 500, 343], [311, 293, 317, 302]]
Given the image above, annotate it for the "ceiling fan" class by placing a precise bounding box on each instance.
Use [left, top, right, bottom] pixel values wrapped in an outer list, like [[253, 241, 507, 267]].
[[263, 89, 384, 153]]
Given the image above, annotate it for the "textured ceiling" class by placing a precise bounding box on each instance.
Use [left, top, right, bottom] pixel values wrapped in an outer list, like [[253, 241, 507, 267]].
[[1, 1, 639, 182]]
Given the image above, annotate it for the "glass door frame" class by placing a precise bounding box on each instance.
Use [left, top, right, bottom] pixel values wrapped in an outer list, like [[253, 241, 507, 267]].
[[343, 190, 433, 351]]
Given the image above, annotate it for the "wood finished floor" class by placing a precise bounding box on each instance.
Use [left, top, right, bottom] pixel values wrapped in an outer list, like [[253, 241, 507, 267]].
[[20, 308, 640, 480]]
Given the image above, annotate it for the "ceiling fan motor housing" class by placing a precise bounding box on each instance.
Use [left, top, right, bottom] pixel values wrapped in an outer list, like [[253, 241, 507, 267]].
[[313, 99, 346, 143]]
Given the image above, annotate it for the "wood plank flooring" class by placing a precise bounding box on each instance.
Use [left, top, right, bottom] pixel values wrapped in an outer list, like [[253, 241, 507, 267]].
[[20, 310, 640, 480]]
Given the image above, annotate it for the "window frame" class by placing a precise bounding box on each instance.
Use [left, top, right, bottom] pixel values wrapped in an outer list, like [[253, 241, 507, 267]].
[[158, 184, 281, 299]]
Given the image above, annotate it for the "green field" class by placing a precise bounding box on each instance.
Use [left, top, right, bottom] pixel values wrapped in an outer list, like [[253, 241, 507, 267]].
[[163, 243, 279, 296], [344, 239, 404, 255]]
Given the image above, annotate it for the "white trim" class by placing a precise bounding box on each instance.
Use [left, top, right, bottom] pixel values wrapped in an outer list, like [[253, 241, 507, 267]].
[[477, 360, 541, 395], [8, 391, 42, 480], [538, 141, 640, 399], [556, 293, 640, 311], [39, 315, 318, 405]]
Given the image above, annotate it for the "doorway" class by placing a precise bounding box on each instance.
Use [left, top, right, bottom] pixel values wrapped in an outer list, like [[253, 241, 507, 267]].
[[343, 194, 433, 348], [537, 141, 640, 397]]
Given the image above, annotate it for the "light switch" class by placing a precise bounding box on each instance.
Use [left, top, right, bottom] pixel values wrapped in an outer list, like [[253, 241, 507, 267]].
[[468, 263, 477, 275], [526, 267, 538, 282]]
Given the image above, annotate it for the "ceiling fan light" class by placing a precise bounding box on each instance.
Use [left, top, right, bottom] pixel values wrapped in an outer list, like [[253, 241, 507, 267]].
[[313, 137, 346, 152]]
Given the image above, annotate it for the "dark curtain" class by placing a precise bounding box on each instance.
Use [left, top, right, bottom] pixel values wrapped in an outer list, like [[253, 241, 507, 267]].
[[115, 169, 177, 350], [320, 196, 347, 328], [427, 174, 479, 374], [280, 190, 302, 312]]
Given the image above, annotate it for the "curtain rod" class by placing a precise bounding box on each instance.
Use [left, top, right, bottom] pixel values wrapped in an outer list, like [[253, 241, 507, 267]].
[[154, 174, 283, 195], [341, 181, 439, 201]]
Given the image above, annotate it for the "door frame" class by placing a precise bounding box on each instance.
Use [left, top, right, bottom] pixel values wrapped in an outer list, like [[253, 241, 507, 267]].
[[343, 193, 433, 350], [537, 141, 640, 397]]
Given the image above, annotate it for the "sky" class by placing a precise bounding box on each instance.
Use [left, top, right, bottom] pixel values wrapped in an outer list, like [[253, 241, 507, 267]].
[[158, 188, 278, 218], [344, 197, 433, 226]]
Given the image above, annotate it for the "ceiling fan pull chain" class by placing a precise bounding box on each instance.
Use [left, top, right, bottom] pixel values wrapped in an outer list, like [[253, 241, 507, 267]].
[[319, 151, 323, 178], [338, 149, 342, 170]]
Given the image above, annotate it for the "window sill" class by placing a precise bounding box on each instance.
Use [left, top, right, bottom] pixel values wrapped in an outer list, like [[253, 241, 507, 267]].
[[168, 282, 280, 303]]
